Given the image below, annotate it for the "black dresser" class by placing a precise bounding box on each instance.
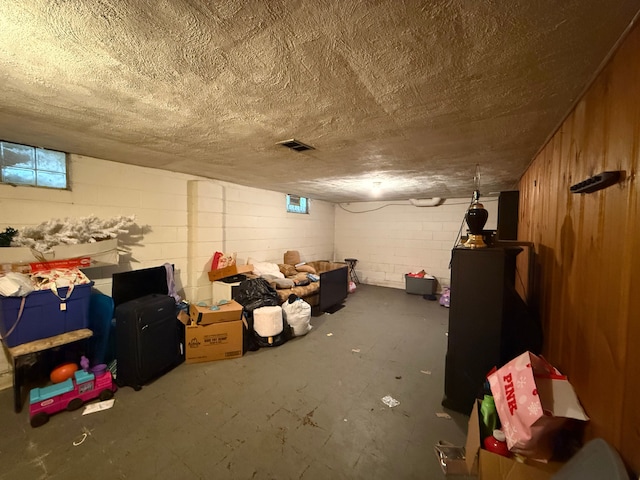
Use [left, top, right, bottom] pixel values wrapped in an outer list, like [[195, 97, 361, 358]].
[[441, 246, 542, 414]]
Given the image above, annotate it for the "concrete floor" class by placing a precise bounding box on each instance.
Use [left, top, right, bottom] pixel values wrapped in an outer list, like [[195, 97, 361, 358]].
[[0, 285, 475, 479]]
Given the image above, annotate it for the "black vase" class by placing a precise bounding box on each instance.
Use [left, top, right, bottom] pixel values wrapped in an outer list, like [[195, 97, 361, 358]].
[[464, 200, 488, 248]]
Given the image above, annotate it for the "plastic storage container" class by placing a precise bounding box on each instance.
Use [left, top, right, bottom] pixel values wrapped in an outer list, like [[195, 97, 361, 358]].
[[0, 282, 93, 347], [405, 274, 436, 295]]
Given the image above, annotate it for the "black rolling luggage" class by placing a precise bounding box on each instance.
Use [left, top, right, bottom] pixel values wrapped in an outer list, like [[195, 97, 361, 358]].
[[115, 293, 183, 390]]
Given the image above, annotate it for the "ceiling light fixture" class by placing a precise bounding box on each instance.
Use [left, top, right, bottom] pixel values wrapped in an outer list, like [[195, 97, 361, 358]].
[[409, 198, 442, 207], [372, 181, 383, 197]]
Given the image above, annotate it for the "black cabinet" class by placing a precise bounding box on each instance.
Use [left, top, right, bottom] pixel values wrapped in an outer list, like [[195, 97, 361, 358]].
[[441, 246, 541, 414]]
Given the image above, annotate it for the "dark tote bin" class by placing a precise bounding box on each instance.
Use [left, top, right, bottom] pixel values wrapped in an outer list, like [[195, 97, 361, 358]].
[[0, 282, 93, 347], [405, 274, 436, 295]]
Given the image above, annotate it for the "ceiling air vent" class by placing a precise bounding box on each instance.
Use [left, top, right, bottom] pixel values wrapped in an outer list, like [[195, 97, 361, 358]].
[[276, 138, 315, 152]]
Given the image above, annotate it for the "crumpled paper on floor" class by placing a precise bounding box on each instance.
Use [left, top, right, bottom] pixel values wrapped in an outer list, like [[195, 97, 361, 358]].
[[381, 395, 400, 407]]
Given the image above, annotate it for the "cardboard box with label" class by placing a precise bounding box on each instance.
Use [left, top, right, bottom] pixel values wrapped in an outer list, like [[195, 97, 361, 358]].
[[0, 238, 119, 271], [437, 400, 562, 479], [183, 319, 243, 364], [180, 300, 244, 364]]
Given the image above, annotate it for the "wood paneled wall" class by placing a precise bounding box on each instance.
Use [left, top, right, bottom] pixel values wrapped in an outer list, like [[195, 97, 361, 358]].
[[519, 20, 640, 473]]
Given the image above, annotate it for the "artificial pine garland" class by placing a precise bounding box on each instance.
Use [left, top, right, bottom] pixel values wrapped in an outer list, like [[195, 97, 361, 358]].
[[10, 215, 136, 252], [0, 227, 18, 247]]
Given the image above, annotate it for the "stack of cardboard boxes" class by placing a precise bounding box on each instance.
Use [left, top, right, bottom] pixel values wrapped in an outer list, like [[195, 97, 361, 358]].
[[178, 264, 255, 364], [181, 300, 244, 364]]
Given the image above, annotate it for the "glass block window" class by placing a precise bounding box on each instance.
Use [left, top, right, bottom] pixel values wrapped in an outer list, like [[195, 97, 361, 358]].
[[286, 194, 309, 214], [0, 141, 68, 189]]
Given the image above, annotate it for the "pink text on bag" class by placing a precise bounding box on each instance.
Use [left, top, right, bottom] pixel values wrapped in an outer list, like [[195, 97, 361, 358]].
[[502, 372, 517, 415]]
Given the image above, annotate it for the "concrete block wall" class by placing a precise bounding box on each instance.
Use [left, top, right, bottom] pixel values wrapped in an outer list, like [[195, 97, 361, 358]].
[[334, 198, 498, 292], [186, 179, 335, 302], [0, 154, 197, 296], [221, 182, 335, 265], [0, 154, 335, 389], [186, 180, 225, 303]]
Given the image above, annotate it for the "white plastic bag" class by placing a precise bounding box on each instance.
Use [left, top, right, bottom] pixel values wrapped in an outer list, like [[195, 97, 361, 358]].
[[281, 298, 312, 336], [0, 272, 35, 297]]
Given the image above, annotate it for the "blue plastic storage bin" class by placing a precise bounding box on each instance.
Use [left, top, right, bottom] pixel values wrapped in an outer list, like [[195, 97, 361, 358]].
[[0, 282, 93, 347]]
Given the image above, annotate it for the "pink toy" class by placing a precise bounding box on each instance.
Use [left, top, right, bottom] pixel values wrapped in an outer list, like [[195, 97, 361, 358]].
[[29, 367, 117, 428]]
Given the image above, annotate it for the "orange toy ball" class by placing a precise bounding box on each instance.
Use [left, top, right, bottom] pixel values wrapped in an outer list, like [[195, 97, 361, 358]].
[[50, 363, 78, 384]]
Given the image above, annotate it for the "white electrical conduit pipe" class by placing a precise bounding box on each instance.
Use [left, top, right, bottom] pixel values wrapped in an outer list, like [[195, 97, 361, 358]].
[[409, 198, 442, 207]]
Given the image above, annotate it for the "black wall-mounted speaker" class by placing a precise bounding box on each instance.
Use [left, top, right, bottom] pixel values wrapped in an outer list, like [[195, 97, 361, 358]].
[[497, 191, 519, 240]]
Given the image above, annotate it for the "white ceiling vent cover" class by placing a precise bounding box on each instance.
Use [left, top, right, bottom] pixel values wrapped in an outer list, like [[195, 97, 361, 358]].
[[276, 139, 315, 152]]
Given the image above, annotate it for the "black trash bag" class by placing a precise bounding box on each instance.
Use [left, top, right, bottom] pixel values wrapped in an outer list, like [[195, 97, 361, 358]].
[[235, 278, 279, 313], [253, 314, 293, 348], [242, 311, 259, 353], [236, 278, 279, 352]]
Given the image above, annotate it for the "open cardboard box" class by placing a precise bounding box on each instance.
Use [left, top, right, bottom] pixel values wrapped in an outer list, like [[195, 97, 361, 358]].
[[440, 400, 563, 479], [178, 307, 243, 364], [207, 264, 254, 282], [189, 300, 243, 325]]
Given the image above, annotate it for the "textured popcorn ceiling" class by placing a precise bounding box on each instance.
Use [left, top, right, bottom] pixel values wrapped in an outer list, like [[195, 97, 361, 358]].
[[0, 1, 638, 203]]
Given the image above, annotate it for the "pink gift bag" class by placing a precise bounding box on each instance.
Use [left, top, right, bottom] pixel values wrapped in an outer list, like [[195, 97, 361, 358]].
[[487, 351, 589, 460]]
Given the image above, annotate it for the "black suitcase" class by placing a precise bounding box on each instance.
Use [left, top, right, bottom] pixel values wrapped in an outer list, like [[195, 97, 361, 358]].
[[115, 294, 183, 391]]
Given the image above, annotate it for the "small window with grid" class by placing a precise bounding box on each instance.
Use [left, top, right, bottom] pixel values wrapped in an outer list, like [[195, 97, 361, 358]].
[[286, 194, 309, 214], [0, 141, 68, 189]]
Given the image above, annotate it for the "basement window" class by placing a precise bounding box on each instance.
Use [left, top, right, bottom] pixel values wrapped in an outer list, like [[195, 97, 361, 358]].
[[286, 194, 309, 214], [0, 141, 68, 189]]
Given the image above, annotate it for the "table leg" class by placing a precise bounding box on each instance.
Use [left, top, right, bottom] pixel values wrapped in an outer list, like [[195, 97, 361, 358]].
[[345, 259, 360, 284]]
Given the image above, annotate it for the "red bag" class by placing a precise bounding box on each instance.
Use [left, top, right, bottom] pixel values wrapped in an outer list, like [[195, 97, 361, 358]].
[[487, 351, 589, 460], [211, 251, 236, 270], [211, 251, 223, 270]]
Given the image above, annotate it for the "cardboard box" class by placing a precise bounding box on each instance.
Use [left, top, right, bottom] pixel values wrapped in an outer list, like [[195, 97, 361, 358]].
[[458, 400, 562, 479], [434, 442, 469, 475], [405, 274, 436, 295], [207, 264, 253, 282], [189, 300, 243, 325], [183, 319, 243, 364], [0, 239, 119, 270]]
